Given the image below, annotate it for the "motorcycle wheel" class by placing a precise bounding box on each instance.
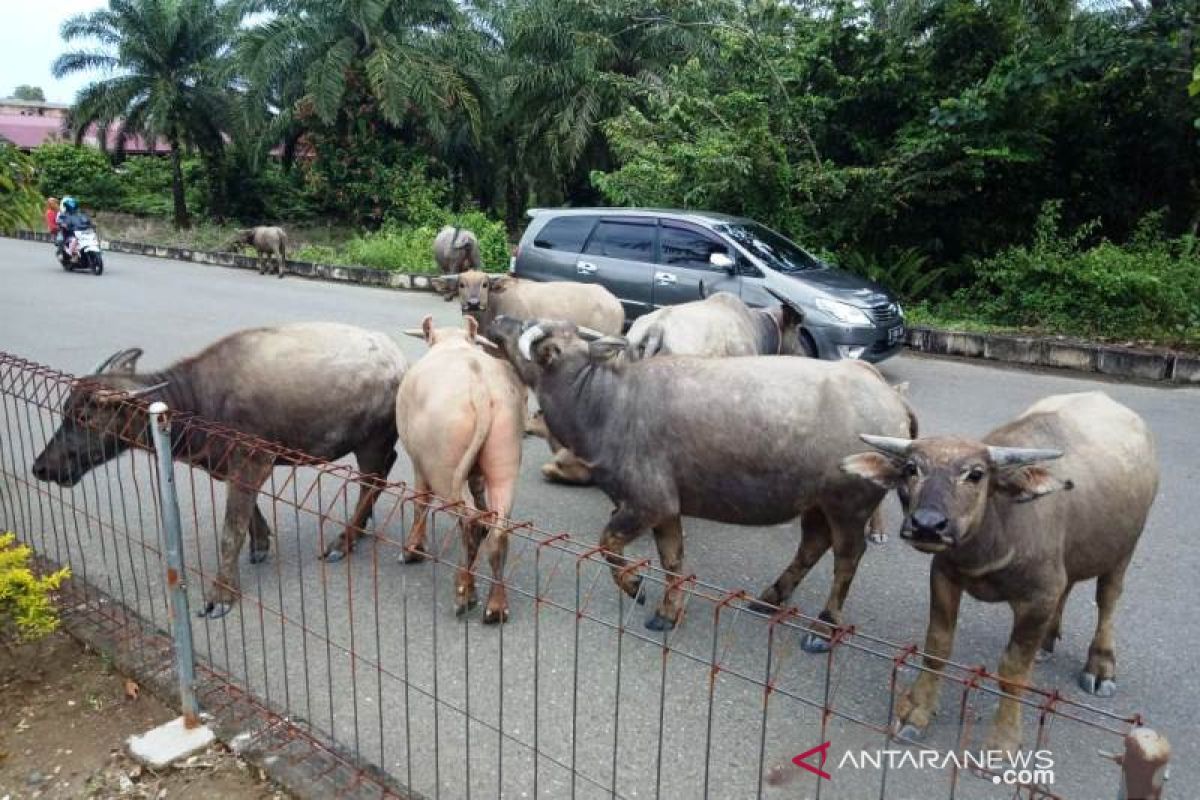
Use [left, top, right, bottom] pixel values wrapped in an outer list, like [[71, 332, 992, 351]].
[[90, 253, 104, 275], [59, 253, 71, 271]]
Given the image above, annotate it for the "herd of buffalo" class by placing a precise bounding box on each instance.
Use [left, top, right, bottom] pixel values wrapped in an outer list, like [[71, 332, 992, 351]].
[[27, 229, 1159, 756]]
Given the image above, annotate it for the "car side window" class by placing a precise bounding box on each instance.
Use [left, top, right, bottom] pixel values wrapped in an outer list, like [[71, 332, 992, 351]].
[[659, 224, 729, 271], [584, 220, 656, 262], [533, 216, 597, 253]]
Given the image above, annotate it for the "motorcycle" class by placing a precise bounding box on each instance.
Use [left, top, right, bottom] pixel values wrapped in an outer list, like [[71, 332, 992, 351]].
[[60, 227, 104, 275]]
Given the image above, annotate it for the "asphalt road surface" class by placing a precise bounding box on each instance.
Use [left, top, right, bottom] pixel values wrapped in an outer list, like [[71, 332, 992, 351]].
[[1, 238, 1196, 799]]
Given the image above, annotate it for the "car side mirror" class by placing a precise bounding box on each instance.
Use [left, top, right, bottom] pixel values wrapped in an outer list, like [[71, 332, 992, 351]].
[[709, 252, 735, 274]]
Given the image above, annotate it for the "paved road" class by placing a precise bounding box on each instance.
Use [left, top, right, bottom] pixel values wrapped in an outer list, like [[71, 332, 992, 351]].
[[1, 238, 1197, 799]]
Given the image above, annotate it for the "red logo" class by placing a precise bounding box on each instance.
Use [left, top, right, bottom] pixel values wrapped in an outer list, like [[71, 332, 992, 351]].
[[792, 741, 833, 780]]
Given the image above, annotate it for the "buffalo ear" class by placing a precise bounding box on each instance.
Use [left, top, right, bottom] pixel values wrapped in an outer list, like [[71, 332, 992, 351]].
[[588, 336, 627, 364], [463, 315, 479, 340], [421, 314, 436, 343], [841, 452, 904, 489], [490, 274, 515, 294], [994, 466, 1072, 503]]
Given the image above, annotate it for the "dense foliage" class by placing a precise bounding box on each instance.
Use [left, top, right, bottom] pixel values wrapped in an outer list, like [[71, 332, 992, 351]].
[[0, 145, 43, 233], [43, 0, 1200, 342]]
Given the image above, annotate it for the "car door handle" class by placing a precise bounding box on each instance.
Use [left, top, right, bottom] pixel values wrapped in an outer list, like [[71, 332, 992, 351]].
[[576, 261, 598, 275], [654, 271, 677, 285]]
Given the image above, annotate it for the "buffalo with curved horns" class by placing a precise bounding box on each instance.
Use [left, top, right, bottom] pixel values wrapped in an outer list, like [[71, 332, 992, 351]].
[[31, 323, 409, 618]]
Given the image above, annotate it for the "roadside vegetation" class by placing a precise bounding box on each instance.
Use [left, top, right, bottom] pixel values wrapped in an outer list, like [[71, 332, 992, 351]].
[[17, 0, 1200, 346]]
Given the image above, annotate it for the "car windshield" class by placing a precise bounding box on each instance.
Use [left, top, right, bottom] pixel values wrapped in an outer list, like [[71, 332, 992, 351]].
[[716, 222, 822, 273]]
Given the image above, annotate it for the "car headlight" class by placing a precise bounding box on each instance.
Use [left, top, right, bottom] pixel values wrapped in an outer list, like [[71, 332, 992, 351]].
[[814, 298, 872, 325]]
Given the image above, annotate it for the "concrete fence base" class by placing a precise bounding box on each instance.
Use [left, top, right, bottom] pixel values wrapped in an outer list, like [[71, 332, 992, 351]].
[[8, 230, 1197, 385]]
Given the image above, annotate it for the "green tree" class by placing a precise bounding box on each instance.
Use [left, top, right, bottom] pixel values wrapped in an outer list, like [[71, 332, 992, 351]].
[[0, 145, 43, 233], [53, 0, 242, 228], [10, 85, 46, 102]]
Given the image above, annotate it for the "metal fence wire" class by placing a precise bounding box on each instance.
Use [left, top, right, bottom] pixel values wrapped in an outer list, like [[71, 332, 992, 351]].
[[0, 350, 1169, 800]]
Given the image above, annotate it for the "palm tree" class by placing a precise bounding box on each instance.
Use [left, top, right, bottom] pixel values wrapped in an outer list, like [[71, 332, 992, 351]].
[[53, 0, 242, 228], [238, 0, 486, 139]]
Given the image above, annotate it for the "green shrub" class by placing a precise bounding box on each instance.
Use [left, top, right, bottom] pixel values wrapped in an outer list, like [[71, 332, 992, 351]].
[[1, 144, 43, 232], [112, 156, 174, 216], [295, 213, 510, 274], [946, 203, 1200, 342], [0, 533, 70, 648], [29, 143, 119, 208]]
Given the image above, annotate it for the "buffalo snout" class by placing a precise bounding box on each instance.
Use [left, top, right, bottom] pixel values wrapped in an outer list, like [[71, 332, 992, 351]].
[[904, 507, 954, 546]]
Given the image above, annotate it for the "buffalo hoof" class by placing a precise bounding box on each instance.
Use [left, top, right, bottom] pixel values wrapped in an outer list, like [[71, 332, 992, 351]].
[[893, 721, 926, 743], [482, 607, 509, 625], [322, 547, 346, 563], [867, 531, 888, 545], [248, 548, 270, 565], [1035, 647, 1053, 663], [645, 611, 677, 632], [801, 632, 832, 654], [1079, 671, 1116, 697], [623, 575, 647, 605], [399, 548, 426, 565], [199, 601, 233, 620], [455, 596, 479, 618]]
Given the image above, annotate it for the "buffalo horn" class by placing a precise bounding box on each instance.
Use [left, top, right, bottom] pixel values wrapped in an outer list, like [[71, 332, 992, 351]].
[[986, 446, 1063, 468], [402, 328, 426, 339], [859, 434, 913, 457], [89, 348, 136, 376], [575, 325, 605, 342], [474, 335, 498, 349], [518, 325, 547, 360]]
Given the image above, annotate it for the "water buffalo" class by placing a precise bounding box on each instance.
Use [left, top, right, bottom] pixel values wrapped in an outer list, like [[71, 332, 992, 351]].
[[842, 391, 1157, 754], [229, 226, 288, 277], [431, 270, 624, 335], [487, 317, 917, 641], [433, 226, 482, 274], [397, 315, 525, 623], [30, 323, 408, 618], [626, 292, 808, 360], [432, 270, 625, 483]]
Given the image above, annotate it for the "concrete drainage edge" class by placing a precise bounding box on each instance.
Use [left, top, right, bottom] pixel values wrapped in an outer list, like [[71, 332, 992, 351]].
[[8, 230, 1197, 385]]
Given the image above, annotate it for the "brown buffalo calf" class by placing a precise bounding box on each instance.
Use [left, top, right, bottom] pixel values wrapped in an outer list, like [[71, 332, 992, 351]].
[[843, 391, 1158, 754], [397, 315, 526, 623]]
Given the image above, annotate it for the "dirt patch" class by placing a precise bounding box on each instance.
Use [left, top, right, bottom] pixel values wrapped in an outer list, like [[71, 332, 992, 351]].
[[0, 632, 288, 799]]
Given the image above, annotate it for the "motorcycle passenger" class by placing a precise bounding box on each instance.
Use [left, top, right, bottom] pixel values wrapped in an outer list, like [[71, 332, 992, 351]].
[[58, 197, 94, 259], [45, 197, 62, 253]]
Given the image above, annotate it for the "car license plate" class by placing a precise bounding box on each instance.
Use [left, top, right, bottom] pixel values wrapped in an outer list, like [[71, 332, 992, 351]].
[[887, 325, 905, 345]]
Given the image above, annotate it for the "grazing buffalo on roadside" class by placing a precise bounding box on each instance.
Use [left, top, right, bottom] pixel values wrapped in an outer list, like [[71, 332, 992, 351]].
[[486, 317, 917, 641], [230, 226, 288, 277], [433, 226, 482, 274], [842, 391, 1157, 754], [397, 315, 526, 623], [626, 292, 808, 360], [30, 324, 408, 618]]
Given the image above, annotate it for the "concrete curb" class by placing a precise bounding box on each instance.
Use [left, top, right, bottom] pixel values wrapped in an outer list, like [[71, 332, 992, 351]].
[[905, 326, 1197, 385], [8, 231, 1196, 385]]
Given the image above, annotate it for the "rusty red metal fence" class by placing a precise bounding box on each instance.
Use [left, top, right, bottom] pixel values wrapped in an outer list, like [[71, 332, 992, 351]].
[[0, 350, 1168, 800]]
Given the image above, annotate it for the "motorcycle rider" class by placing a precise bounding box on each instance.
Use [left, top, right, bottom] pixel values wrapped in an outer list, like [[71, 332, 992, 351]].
[[58, 197, 94, 261]]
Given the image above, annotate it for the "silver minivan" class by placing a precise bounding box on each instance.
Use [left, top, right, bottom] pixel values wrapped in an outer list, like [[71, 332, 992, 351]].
[[512, 208, 906, 362]]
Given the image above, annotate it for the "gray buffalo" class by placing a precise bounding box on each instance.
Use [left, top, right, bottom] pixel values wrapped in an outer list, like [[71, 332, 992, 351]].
[[433, 226, 482, 274], [487, 317, 917, 642], [626, 292, 808, 359], [230, 226, 288, 277], [30, 323, 409, 618], [842, 391, 1157, 754], [397, 315, 526, 623]]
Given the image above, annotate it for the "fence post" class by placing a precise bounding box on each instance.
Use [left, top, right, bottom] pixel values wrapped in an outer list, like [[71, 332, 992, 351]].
[[148, 401, 201, 727]]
